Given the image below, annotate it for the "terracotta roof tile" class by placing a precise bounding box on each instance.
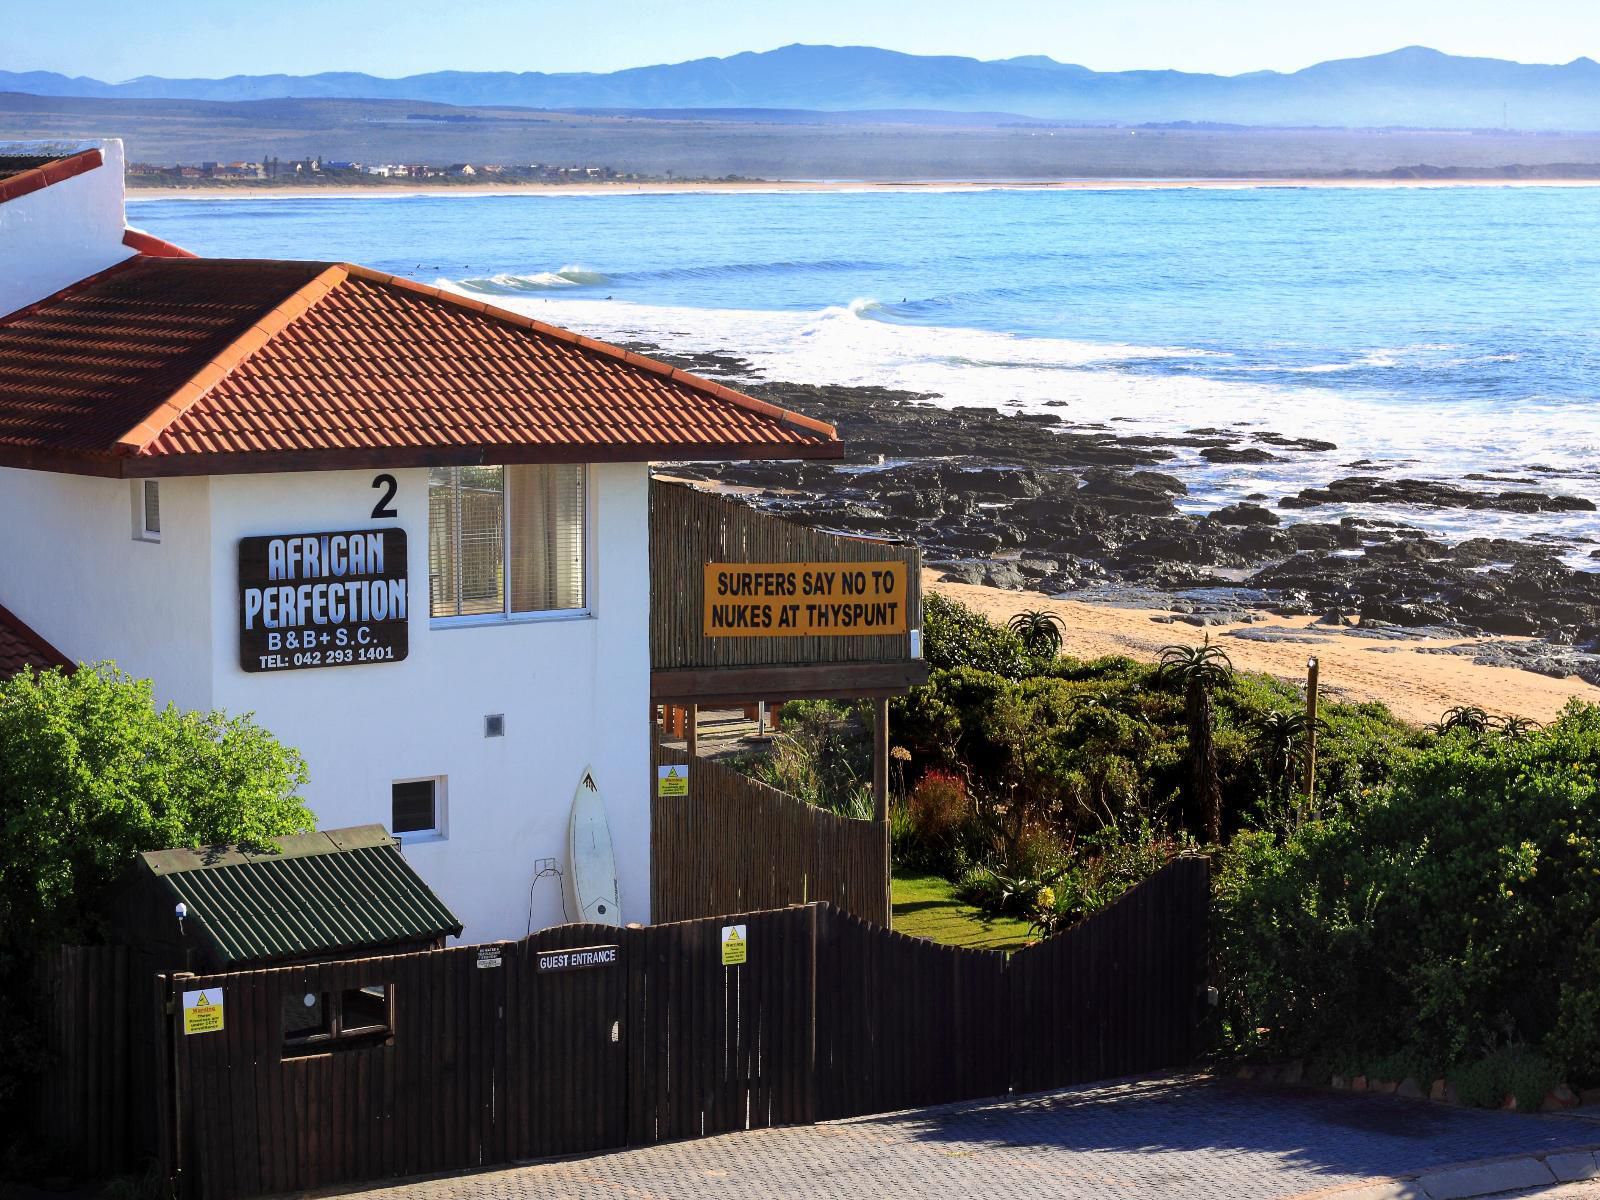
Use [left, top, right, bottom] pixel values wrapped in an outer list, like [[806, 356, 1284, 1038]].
[[0, 602, 72, 681], [0, 256, 838, 475], [0, 148, 103, 206]]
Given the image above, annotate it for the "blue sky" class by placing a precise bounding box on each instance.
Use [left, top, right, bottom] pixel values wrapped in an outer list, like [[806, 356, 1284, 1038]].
[[3, 0, 1596, 79]]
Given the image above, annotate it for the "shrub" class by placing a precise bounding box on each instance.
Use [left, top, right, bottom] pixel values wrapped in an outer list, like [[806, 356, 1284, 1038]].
[[0, 663, 314, 952], [923, 592, 1036, 678], [749, 698, 872, 816], [909, 769, 968, 840], [1215, 702, 1600, 1090]]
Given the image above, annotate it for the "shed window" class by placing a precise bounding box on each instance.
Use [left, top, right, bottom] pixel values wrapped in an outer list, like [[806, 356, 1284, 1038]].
[[282, 984, 392, 1057], [428, 465, 586, 620]]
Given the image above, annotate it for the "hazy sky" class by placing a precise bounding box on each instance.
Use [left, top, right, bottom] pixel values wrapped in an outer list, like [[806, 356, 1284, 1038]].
[[4, 0, 1596, 79]]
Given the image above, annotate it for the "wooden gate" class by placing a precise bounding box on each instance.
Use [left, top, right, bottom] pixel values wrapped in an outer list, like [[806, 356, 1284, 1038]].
[[816, 906, 1009, 1119]]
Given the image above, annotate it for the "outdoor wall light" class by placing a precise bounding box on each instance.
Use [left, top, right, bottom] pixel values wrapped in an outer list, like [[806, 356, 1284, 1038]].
[[174, 901, 187, 934]]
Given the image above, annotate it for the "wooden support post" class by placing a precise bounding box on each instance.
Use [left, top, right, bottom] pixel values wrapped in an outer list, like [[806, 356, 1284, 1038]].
[[686, 703, 699, 759], [1303, 656, 1320, 806], [872, 698, 890, 824], [873, 697, 891, 926]]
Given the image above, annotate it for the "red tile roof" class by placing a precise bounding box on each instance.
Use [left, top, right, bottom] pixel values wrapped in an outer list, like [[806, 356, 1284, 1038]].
[[0, 257, 840, 476], [0, 148, 103, 206], [122, 227, 197, 258], [0, 602, 72, 681]]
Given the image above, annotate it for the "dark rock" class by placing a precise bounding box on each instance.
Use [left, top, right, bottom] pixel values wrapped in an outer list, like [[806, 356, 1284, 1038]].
[[1210, 503, 1280, 527], [1256, 433, 1339, 452], [983, 562, 1027, 590], [1281, 476, 1596, 514], [1202, 446, 1280, 464]]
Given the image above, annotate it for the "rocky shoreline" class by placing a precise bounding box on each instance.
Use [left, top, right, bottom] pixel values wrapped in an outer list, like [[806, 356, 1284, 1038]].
[[643, 347, 1600, 686]]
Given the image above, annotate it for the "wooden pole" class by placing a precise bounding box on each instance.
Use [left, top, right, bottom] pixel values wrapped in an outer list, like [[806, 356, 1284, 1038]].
[[872, 698, 890, 824], [872, 697, 891, 926], [1303, 657, 1320, 806], [686, 703, 699, 759]]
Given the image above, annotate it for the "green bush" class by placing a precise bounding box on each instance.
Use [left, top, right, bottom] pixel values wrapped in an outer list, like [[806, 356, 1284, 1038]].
[[0, 663, 315, 952], [749, 698, 873, 817], [922, 592, 1038, 678], [1216, 702, 1600, 1091]]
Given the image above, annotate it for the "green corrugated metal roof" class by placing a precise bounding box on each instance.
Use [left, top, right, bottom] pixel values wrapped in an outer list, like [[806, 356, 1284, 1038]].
[[141, 825, 463, 966]]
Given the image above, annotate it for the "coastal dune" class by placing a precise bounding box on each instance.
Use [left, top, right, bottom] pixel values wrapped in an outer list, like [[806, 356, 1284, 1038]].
[[929, 572, 1600, 726]]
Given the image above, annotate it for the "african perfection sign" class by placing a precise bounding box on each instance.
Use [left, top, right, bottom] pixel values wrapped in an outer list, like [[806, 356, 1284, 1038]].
[[239, 529, 408, 673], [703, 561, 908, 637]]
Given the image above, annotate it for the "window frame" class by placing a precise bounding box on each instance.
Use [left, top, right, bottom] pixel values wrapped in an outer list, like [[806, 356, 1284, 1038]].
[[281, 983, 394, 1059], [390, 775, 447, 844], [428, 464, 593, 629]]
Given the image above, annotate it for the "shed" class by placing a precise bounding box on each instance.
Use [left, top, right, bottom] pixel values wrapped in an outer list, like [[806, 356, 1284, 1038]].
[[119, 824, 462, 974]]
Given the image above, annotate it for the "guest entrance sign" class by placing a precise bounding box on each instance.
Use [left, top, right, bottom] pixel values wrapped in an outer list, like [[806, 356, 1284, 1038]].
[[239, 529, 409, 672], [537, 945, 619, 973], [703, 561, 908, 637]]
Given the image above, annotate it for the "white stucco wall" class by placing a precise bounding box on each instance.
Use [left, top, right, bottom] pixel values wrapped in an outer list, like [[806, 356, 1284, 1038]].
[[0, 466, 215, 709], [0, 139, 133, 318], [205, 463, 653, 943]]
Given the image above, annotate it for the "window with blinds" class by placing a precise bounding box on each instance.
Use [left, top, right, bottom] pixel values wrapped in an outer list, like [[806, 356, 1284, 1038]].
[[429, 465, 586, 619]]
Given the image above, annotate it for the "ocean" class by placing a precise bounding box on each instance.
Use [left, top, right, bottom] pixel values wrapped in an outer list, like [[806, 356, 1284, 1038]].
[[129, 186, 1600, 564]]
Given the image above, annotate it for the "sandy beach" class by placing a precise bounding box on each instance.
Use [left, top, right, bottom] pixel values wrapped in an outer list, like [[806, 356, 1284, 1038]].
[[927, 572, 1600, 726], [126, 175, 1600, 201]]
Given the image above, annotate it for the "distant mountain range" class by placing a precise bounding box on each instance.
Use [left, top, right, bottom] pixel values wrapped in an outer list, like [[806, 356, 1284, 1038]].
[[5, 45, 1600, 129]]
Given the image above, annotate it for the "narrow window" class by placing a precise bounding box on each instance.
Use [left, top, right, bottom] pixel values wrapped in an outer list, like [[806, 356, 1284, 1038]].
[[131, 479, 162, 542], [428, 465, 586, 620], [391, 777, 444, 840]]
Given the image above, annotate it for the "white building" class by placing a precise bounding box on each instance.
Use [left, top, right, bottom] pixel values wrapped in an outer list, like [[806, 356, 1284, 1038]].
[[0, 140, 842, 941]]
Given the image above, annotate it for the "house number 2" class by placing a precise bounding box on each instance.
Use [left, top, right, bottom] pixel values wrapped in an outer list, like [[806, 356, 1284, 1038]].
[[370, 474, 398, 519]]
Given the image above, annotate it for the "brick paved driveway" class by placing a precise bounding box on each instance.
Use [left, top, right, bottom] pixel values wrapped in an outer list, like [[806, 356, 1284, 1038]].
[[325, 1074, 1600, 1200]]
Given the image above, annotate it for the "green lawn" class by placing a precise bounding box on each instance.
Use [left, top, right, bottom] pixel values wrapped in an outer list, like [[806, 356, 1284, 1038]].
[[890, 870, 1033, 952]]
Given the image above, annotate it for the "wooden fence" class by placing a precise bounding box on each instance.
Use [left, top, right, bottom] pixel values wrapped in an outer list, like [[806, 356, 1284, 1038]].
[[151, 857, 1208, 1200], [650, 480, 922, 671], [33, 945, 134, 1176], [652, 739, 890, 925]]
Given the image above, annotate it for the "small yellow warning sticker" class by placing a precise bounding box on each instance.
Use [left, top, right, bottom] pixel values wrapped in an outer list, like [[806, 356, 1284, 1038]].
[[182, 988, 224, 1035], [657, 765, 689, 797], [721, 924, 747, 967]]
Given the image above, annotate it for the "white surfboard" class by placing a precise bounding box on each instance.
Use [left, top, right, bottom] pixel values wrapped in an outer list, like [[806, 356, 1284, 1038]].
[[568, 767, 621, 927]]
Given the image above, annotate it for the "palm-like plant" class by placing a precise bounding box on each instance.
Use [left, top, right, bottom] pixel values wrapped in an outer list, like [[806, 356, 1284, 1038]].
[[1494, 714, 1543, 740], [1158, 636, 1234, 845], [1433, 705, 1493, 736], [1008, 609, 1067, 659], [1255, 710, 1309, 801], [1254, 709, 1330, 826]]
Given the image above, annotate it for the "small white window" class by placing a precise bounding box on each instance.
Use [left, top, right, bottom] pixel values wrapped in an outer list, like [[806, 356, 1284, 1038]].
[[391, 776, 446, 841], [131, 479, 162, 542]]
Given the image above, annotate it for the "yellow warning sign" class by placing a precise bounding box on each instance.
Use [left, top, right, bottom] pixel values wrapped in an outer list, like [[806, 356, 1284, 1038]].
[[657, 765, 689, 797], [182, 988, 224, 1036], [721, 924, 747, 966], [703, 562, 908, 637]]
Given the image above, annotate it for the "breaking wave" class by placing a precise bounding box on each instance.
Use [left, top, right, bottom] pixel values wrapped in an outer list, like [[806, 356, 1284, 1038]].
[[457, 266, 610, 293]]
